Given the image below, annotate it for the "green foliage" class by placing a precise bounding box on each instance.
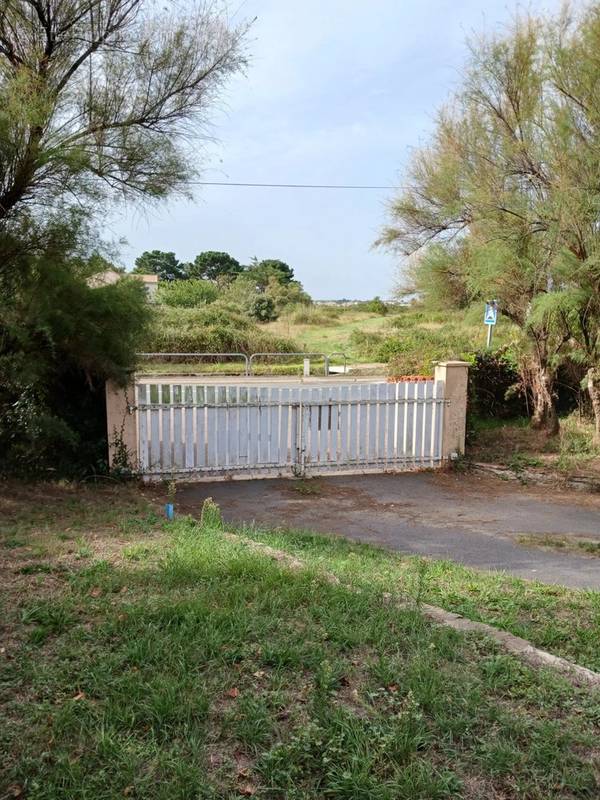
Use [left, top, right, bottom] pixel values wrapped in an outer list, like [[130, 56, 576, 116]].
[[250, 295, 278, 322], [379, 8, 600, 431], [266, 277, 312, 312], [133, 250, 186, 282], [0, 2, 249, 227], [350, 324, 473, 375], [219, 275, 277, 321], [0, 215, 151, 477], [190, 251, 242, 282], [403, 243, 472, 309], [245, 258, 295, 289], [364, 296, 389, 315], [156, 279, 218, 307], [200, 498, 223, 529], [468, 350, 528, 419], [144, 305, 297, 355]]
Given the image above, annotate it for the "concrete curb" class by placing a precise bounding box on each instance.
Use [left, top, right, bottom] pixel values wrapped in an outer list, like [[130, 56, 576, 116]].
[[223, 530, 600, 689]]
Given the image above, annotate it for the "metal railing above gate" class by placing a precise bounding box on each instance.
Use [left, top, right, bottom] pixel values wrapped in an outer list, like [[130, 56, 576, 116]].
[[136, 351, 348, 377], [137, 352, 250, 375], [248, 352, 330, 375]]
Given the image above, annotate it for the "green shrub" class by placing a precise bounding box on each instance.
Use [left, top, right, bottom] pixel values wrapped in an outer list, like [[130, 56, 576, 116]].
[[144, 305, 297, 355], [156, 279, 218, 307], [0, 216, 151, 477], [221, 276, 280, 322], [349, 329, 387, 358], [468, 350, 527, 419], [251, 295, 278, 322], [364, 296, 388, 315], [351, 325, 473, 374], [266, 278, 312, 312]]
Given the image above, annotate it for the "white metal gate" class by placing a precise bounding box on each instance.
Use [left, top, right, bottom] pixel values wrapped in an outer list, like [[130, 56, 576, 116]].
[[135, 379, 445, 481]]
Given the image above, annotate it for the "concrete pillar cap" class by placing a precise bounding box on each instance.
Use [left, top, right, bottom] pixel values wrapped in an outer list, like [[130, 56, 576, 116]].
[[437, 361, 470, 367]]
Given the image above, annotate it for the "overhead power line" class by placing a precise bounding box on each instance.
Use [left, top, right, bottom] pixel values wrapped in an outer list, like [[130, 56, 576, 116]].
[[190, 180, 400, 190]]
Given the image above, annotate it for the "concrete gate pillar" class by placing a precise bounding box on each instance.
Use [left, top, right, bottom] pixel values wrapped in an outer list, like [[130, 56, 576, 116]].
[[105, 379, 137, 469], [434, 361, 469, 460]]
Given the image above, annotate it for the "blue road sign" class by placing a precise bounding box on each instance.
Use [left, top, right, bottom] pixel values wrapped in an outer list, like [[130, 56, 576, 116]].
[[484, 303, 498, 326]]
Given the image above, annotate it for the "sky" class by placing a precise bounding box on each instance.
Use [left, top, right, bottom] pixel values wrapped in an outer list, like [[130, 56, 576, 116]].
[[111, 0, 564, 300]]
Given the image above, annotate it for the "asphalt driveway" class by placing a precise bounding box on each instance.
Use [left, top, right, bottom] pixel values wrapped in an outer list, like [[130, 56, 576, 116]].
[[177, 472, 600, 589]]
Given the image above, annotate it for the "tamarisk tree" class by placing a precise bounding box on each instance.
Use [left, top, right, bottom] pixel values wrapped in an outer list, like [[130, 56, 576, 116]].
[[380, 5, 600, 436], [0, 0, 249, 231], [0, 1, 250, 475]]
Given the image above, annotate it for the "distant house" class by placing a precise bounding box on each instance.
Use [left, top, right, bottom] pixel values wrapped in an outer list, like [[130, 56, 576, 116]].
[[88, 269, 159, 301]]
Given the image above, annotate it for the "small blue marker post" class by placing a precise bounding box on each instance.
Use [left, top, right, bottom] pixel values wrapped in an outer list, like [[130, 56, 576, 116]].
[[164, 503, 174, 521]]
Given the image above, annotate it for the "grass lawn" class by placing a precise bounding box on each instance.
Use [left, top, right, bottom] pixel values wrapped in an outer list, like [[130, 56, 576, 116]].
[[2, 483, 600, 799], [235, 521, 600, 673]]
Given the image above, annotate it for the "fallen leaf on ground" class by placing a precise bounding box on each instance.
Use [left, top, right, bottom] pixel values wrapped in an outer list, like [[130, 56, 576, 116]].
[[226, 687, 240, 698]]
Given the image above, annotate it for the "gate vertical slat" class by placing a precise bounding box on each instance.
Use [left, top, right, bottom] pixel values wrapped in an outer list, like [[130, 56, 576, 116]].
[[290, 387, 301, 470], [205, 386, 216, 466], [319, 386, 329, 462], [258, 387, 268, 463], [433, 379, 443, 461], [184, 385, 194, 470], [160, 384, 172, 471], [330, 385, 341, 463], [307, 388, 317, 464], [423, 381, 434, 466], [137, 383, 149, 471], [387, 383, 401, 465], [404, 382, 414, 460], [149, 384, 160, 472], [390, 383, 404, 461], [366, 383, 377, 463], [416, 381, 426, 464], [269, 386, 280, 465], [228, 386, 238, 467], [358, 384, 369, 463], [279, 387, 290, 465], [349, 384, 359, 462], [237, 385, 248, 466], [246, 386, 257, 465], [377, 383, 387, 465], [196, 387, 206, 468], [215, 386, 227, 467], [339, 384, 349, 462]]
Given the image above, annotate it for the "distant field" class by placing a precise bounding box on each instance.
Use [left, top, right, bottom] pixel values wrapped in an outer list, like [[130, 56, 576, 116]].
[[265, 304, 519, 369], [265, 308, 391, 361], [138, 303, 521, 375]]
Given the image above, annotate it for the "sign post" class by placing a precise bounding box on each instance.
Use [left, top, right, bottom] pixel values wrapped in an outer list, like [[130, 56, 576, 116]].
[[484, 301, 498, 348]]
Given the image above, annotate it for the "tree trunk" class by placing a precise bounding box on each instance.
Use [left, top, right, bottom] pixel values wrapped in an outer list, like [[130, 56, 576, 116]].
[[587, 367, 600, 443], [530, 361, 559, 436]]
